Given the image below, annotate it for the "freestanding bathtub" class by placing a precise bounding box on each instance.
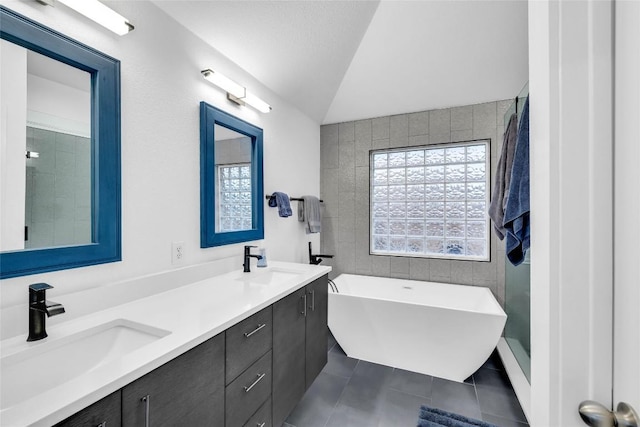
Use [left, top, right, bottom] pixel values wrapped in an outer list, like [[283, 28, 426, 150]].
[[328, 274, 507, 382]]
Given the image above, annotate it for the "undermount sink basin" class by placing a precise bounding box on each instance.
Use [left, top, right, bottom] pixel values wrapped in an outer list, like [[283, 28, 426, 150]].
[[234, 267, 306, 285], [1, 319, 170, 410]]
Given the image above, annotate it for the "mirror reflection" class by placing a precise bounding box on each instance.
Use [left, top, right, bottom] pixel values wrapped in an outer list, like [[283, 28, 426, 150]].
[[1, 41, 91, 252], [214, 125, 253, 232]]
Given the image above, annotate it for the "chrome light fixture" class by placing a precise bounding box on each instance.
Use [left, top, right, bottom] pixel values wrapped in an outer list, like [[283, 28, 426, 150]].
[[37, 0, 134, 36], [201, 69, 272, 113]]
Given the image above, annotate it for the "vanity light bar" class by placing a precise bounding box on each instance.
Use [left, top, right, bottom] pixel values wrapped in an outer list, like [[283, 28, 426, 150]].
[[47, 0, 134, 36], [201, 69, 272, 113]]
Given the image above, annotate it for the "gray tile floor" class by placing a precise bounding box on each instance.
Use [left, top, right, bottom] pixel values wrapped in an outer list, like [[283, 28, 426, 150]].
[[284, 333, 528, 427]]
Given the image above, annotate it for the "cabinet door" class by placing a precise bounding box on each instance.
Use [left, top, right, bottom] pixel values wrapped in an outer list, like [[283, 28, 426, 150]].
[[54, 390, 121, 427], [122, 332, 225, 427], [305, 275, 328, 389], [272, 288, 306, 427]]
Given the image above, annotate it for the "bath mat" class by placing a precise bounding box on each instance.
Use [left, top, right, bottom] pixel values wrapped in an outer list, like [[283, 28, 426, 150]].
[[417, 405, 498, 427]]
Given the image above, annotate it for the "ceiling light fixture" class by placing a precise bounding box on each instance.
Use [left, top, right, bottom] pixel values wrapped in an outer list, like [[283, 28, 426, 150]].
[[37, 0, 134, 36], [201, 69, 272, 113]]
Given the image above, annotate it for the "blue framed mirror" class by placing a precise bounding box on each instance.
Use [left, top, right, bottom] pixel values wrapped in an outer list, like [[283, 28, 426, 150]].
[[200, 102, 264, 247], [0, 7, 121, 279]]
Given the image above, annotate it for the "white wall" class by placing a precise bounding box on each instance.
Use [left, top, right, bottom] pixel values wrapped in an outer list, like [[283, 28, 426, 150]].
[[27, 73, 91, 137], [0, 1, 320, 321]]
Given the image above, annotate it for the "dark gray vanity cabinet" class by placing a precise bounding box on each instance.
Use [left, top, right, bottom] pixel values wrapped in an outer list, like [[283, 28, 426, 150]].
[[50, 274, 328, 427], [272, 287, 307, 427], [272, 275, 328, 427], [305, 275, 328, 387], [54, 390, 122, 427], [122, 332, 225, 427]]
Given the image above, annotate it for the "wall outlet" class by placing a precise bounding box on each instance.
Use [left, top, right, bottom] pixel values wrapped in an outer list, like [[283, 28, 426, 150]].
[[172, 241, 184, 265]]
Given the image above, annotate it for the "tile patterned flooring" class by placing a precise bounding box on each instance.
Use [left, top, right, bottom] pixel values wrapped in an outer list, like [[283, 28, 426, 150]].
[[284, 333, 528, 427]]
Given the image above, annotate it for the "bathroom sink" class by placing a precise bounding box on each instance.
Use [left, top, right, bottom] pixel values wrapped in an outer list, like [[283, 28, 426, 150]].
[[234, 267, 306, 285], [0, 319, 170, 410]]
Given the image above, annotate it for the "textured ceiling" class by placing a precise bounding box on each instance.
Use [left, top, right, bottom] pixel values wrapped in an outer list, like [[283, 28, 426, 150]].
[[153, 0, 528, 125]]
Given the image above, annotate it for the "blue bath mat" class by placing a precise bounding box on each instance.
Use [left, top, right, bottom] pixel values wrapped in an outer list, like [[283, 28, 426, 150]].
[[417, 406, 498, 427]]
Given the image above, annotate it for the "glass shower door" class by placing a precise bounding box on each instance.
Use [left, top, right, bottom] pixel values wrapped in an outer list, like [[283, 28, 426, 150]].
[[505, 251, 531, 382]]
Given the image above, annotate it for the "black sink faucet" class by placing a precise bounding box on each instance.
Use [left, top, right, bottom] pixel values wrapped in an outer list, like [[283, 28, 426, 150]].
[[27, 283, 65, 342], [243, 245, 263, 273]]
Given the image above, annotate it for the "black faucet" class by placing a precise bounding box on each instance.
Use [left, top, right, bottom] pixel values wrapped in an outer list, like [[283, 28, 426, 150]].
[[27, 283, 65, 342], [308, 242, 333, 265], [243, 245, 263, 273]]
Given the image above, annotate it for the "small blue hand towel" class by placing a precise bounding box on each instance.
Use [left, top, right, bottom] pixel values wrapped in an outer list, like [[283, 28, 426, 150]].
[[268, 192, 292, 217], [503, 96, 530, 266]]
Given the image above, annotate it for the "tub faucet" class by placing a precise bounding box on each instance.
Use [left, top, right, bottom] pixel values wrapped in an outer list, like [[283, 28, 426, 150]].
[[27, 283, 65, 342], [308, 242, 333, 265], [243, 245, 263, 273]]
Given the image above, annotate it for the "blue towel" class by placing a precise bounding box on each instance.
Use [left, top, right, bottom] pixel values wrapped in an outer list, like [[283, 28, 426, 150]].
[[503, 96, 530, 265], [418, 406, 497, 427], [268, 192, 292, 217]]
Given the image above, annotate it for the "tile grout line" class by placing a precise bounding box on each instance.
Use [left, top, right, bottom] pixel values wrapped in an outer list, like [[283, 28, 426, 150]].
[[321, 359, 362, 427]]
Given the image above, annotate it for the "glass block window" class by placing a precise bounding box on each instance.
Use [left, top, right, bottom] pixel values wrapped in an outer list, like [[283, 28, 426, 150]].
[[370, 141, 490, 261], [217, 163, 253, 232]]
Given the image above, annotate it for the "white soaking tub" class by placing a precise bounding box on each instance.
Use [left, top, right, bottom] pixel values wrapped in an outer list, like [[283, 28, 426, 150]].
[[328, 274, 507, 382]]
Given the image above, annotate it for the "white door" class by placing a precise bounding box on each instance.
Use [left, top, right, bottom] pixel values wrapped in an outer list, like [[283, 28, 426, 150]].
[[529, 0, 640, 425], [612, 0, 640, 420], [581, 1, 640, 424]]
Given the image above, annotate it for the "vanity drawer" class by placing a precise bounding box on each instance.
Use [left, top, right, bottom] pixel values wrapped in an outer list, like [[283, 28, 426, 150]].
[[243, 397, 272, 427], [226, 350, 272, 427], [226, 306, 272, 383]]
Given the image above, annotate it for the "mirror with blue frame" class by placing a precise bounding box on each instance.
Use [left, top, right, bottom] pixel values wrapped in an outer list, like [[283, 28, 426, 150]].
[[0, 7, 121, 279], [200, 102, 264, 247]]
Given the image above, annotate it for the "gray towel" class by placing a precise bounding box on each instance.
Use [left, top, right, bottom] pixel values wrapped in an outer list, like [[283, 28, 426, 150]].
[[298, 195, 322, 233], [488, 112, 518, 240]]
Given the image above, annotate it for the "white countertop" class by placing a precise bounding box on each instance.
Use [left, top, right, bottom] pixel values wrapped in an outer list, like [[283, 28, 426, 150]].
[[0, 261, 330, 427]]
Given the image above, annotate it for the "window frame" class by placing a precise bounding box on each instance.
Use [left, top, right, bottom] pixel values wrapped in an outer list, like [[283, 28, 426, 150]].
[[369, 139, 491, 262]]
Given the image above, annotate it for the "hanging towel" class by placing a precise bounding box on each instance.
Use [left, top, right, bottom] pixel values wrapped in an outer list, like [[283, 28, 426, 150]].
[[268, 192, 292, 217], [298, 195, 322, 233], [503, 96, 530, 266], [488, 113, 518, 240]]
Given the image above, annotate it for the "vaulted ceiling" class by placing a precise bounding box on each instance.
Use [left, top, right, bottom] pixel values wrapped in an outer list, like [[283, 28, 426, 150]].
[[153, 0, 528, 125]]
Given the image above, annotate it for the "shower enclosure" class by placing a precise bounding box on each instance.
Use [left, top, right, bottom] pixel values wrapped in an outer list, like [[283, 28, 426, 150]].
[[500, 83, 531, 383]]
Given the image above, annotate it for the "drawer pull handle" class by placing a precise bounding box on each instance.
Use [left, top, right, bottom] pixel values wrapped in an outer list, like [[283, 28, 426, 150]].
[[141, 395, 150, 427], [257, 423, 266, 427], [309, 289, 315, 311], [244, 323, 266, 338], [244, 373, 266, 393], [301, 294, 307, 316]]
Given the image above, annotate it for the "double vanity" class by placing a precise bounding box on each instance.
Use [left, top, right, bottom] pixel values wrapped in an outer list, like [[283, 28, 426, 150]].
[[0, 262, 330, 426]]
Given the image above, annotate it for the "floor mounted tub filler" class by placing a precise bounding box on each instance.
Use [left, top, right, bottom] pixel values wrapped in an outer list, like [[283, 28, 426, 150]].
[[328, 274, 507, 382]]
